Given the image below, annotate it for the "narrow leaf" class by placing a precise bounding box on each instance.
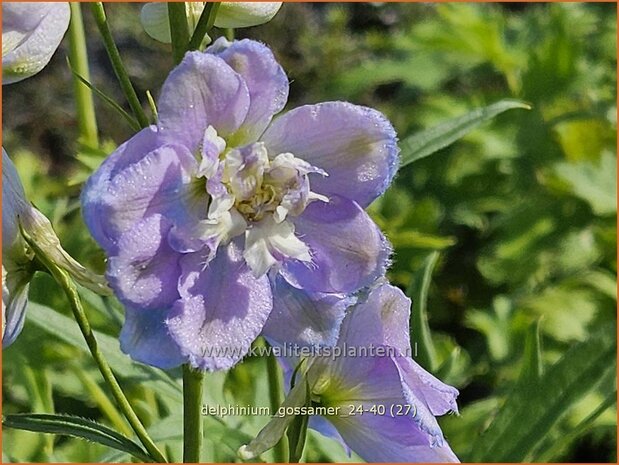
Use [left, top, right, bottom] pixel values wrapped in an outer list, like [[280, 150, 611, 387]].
[[469, 324, 616, 462], [537, 389, 617, 462], [517, 318, 544, 385], [407, 251, 440, 371], [67, 58, 140, 132], [400, 99, 531, 167], [3, 414, 153, 462], [286, 378, 311, 463]]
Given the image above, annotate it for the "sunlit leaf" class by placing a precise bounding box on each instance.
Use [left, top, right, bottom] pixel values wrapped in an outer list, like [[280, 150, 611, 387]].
[[399, 99, 531, 167], [3, 414, 153, 462], [469, 324, 616, 462]]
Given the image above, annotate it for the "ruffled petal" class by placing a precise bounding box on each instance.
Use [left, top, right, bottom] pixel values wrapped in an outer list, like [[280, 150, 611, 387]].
[[207, 38, 289, 144], [281, 196, 391, 294], [81, 127, 199, 254], [311, 355, 458, 463], [157, 51, 250, 150], [2, 2, 70, 84], [330, 412, 459, 463], [167, 241, 272, 371], [120, 306, 185, 369], [396, 356, 460, 417], [262, 275, 352, 348], [107, 215, 181, 310], [337, 283, 412, 356], [262, 102, 399, 207]]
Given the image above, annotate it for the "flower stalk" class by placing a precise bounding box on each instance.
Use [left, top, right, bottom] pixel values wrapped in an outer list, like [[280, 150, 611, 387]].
[[68, 3, 99, 150], [187, 2, 220, 51], [20, 225, 167, 463], [265, 342, 289, 462], [183, 365, 205, 463], [168, 2, 190, 64], [90, 2, 150, 129]]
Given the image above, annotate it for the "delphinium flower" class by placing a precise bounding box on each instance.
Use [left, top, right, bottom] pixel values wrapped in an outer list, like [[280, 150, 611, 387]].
[[141, 2, 282, 44], [81, 38, 398, 370], [240, 283, 460, 463], [2, 2, 70, 84], [2, 149, 108, 347]]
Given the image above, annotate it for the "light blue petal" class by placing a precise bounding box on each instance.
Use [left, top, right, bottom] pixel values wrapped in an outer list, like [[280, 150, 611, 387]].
[[157, 51, 250, 151], [208, 38, 289, 144], [396, 356, 460, 417], [313, 355, 458, 463], [81, 127, 199, 254], [337, 283, 412, 357], [262, 102, 399, 207], [2, 269, 30, 348], [107, 214, 181, 310], [167, 241, 272, 371], [262, 275, 352, 348], [282, 195, 391, 294], [120, 306, 185, 369]]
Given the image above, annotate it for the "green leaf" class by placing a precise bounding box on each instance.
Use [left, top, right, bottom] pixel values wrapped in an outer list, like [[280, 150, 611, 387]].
[[407, 252, 440, 371], [538, 389, 617, 462], [67, 58, 140, 132], [469, 323, 616, 462], [2, 414, 153, 462], [399, 99, 531, 167], [25, 302, 182, 403], [517, 319, 544, 385], [553, 151, 617, 216], [286, 378, 311, 463]]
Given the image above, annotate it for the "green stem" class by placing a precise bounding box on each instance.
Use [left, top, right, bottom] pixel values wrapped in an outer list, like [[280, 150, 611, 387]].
[[71, 365, 133, 438], [68, 3, 99, 150], [21, 229, 167, 463], [225, 28, 235, 41], [168, 3, 190, 64], [90, 2, 150, 129], [183, 365, 205, 463], [265, 343, 289, 462], [187, 2, 220, 51]]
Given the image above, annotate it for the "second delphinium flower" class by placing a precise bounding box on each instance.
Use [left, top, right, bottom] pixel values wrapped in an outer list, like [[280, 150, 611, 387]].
[[81, 38, 399, 371]]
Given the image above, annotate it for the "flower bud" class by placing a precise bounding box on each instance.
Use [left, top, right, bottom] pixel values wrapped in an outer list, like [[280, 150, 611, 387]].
[[2, 149, 109, 347], [2, 2, 70, 85], [141, 2, 282, 44]]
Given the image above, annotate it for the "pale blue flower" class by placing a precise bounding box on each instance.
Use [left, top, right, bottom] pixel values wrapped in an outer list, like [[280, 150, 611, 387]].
[[81, 39, 399, 370], [241, 283, 460, 463]]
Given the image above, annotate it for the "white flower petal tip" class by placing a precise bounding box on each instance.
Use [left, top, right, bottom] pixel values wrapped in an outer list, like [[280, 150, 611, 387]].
[[215, 2, 282, 28], [141, 2, 282, 44]]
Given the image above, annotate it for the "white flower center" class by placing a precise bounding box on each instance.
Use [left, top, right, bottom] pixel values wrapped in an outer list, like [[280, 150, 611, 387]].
[[195, 126, 328, 277]]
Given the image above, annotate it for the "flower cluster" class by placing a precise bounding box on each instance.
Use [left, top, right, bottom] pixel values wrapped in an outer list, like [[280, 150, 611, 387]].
[[81, 37, 459, 462]]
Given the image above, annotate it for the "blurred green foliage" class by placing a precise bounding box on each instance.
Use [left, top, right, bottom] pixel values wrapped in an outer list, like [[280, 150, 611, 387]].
[[2, 3, 616, 463]]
